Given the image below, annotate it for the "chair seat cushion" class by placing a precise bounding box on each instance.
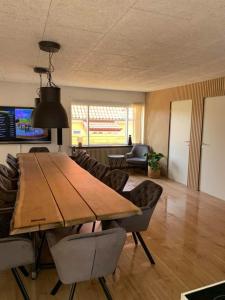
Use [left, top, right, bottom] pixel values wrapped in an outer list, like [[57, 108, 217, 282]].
[[126, 157, 147, 166]]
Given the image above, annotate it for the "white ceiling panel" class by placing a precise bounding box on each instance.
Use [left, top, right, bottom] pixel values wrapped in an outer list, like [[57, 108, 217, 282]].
[[1, 0, 225, 91]]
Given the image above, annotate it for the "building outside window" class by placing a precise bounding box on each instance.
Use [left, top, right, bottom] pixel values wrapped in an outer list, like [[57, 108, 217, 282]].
[[71, 104, 136, 146]]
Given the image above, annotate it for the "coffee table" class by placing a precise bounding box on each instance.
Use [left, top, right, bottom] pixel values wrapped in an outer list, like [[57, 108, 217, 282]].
[[107, 154, 127, 169]]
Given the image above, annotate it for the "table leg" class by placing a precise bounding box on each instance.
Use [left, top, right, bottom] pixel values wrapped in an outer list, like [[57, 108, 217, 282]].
[[31, 232, 38, 280]]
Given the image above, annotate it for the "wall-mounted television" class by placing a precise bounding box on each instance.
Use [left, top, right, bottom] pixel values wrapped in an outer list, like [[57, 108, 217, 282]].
[[0, 106, 51, 143]]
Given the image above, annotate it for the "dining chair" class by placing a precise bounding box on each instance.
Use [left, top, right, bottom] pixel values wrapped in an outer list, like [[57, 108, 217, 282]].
[[0, 208, 34, 300], [89, 163, 109, 180], [0, 177, 17, 207], [109, 180, 162, 265], [7, 153, 18, 164], [29, 147, 50, 153], [72, 150, 87, 164], [46, 221, 126, 300], [103, 169, 129, 194], [0, 174, 17, 191], [0, 163, 18, 180], [6, 156, 19, 176], [82, 157, 98, 171], [77, 154, 90, 167]]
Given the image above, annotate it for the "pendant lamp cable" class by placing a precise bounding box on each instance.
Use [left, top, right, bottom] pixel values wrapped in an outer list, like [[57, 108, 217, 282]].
[[47, 52, 57, 87], [36, 73, 43, 97]]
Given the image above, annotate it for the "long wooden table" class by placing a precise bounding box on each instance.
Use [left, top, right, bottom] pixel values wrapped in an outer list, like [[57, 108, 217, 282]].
[[10, 152, 140, 235]]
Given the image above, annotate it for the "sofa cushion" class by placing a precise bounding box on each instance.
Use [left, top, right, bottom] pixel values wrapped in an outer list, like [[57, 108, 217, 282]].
[[126, 157, 147, 166]]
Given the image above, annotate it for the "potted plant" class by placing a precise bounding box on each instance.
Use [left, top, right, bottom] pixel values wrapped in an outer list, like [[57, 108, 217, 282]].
[[145, 151, 164, 179]]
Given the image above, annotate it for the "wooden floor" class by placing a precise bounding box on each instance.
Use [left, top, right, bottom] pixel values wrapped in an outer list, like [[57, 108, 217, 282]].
[[1, 176, 225, 300]]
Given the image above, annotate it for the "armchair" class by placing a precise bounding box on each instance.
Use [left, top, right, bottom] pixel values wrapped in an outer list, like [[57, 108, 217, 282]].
[[125, 144, 151, 172]]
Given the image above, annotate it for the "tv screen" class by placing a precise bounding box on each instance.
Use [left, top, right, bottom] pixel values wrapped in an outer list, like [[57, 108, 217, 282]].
[[0, 106, 51, 143]]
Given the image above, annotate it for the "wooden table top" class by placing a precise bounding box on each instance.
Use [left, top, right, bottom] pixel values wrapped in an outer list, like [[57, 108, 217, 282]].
[[10, 152, 140, 235]]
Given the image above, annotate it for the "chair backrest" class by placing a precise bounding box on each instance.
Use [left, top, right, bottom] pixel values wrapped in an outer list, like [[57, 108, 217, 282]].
[[0, 181, 17, 207], [0, 236, 34, 271], [117, 180, 163, 232], [6, 157, 18, 175], [75, 150, 87, 164], [0, 174, 16, 191], [83, 158, 98, 171], [47, 225, 126, 284], [78, 154, 90, 167], [129, 180, 162, 209], [0, 164, 18, 180], [131, 144, 150, 159], [0, 208, 13, 238], [103, 169, 129, 193], [29, 147, 50, 153], [89, 163, 109, 180], [7, 154, 17, 164]]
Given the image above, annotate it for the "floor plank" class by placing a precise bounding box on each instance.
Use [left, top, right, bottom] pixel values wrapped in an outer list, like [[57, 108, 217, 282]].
[[1, 176, 225, 300]]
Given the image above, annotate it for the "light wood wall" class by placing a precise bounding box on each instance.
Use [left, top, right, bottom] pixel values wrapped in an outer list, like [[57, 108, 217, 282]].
[[144, 77, 225, 190]]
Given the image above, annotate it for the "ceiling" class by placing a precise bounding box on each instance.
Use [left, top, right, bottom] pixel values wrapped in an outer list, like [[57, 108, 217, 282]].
[[0, 0, 225, 92]]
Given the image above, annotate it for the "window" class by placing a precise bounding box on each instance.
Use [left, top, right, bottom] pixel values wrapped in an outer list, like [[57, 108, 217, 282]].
[[71, 104, 134, 146]]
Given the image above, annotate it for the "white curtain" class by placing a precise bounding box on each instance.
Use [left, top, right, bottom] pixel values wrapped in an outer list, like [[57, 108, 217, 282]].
[[131, 103, 144, 144]]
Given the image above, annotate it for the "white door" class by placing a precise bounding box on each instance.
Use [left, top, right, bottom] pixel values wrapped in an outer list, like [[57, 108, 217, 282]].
[[168, 100, 192, 185], [200, 96, 225, 200]]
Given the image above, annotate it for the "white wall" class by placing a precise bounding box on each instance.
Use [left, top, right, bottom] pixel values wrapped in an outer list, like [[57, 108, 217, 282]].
[[0, 81, 145, 163]]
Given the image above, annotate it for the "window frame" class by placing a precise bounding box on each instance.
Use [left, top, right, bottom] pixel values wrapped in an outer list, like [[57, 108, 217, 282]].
[[71, 103, 133, 147]]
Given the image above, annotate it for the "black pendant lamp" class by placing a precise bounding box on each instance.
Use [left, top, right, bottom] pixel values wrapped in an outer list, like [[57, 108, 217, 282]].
[[32, 67, 48, 117], [32, 41, 69, 129]]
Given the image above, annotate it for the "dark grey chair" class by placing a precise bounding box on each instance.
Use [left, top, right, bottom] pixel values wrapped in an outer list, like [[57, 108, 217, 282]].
[[29, 147, 49, 153], [82, 157, 98, 171], [125, 144, 150, 172], [110, 180, 162, 265], [0, 163, 18, 180], [6, 156, 19, 176], [0, 208, 34, 300], [77, 154, 90, 167], [103, 169, 129, 194], [7, 154, 18, 164], [46, 222, 126, 300], [71, 150, 87, 164], [89, 163, 109, 181], [0, 176, 17, 208], [0, 174, 17, 192]]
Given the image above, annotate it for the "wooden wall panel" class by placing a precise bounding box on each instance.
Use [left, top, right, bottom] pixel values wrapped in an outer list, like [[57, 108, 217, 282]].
[[144, 77, 225, 190]]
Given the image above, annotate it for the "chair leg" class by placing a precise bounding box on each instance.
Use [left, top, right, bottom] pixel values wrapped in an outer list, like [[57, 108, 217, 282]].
[[36, 232, 46, 271], [19, 266, 29, 277], [51, 280, 62, 295], [11, 268, 30, 300], [99, 277, 113, 300], [92, 222, 96, 232], [76, 224, 83, 233], [69, 283, 76, 300], [132, 232, 138, 245], [135, 232, 155, 265]]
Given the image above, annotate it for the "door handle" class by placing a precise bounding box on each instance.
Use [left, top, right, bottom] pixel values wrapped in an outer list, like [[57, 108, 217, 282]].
[[202, 142, 210, 146]]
